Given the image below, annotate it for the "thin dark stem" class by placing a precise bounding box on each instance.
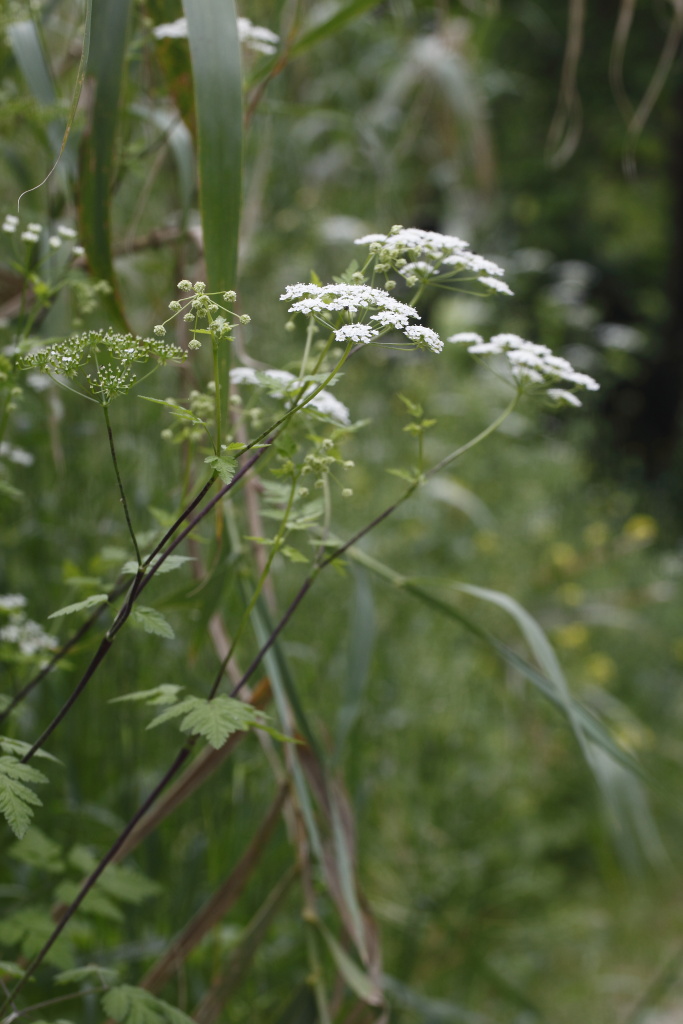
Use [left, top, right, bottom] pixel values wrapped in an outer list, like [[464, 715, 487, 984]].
[[0, 477, 216, 727], [143, 473, 217, 567], [230, 576, 316, 700], [135, 445, 269, 597], [19, 445, 269, 764], [20, 636, 113, 763], [0, 582, 125, 726], [103, 404, 142, 566], [0, 747, 193, 1017], [5, 986, 103, 1022]]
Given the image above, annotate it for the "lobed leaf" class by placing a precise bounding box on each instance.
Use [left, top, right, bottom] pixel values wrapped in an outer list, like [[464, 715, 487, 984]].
[[204, 454, 236, 484], [0, 757, 49, 839], [102, 985, 193, 1024], [130, 606, 175, 640], [48, 594, 109, 619], [146, 694, 289, 749]]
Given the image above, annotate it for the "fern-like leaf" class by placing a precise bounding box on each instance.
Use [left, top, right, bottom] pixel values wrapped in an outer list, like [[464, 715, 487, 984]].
[[102, 985, 193, 1024], [147, 694, 290, 749], [0, 756, 48, 838]]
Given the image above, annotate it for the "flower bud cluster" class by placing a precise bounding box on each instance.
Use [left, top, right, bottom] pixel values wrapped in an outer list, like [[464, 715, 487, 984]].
[[154, 280, 246, 352], [19, 329, 186, 404]]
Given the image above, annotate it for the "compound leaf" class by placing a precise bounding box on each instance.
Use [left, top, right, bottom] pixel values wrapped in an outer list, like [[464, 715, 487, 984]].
[[0, 757, 48, 838]]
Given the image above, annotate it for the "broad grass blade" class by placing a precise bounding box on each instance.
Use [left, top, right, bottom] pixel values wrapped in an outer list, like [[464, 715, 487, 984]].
[[79, 0, 132, 326], [336, 566, 375, 758], [130, 104, 196, 228], [182, 0, 242, 291]]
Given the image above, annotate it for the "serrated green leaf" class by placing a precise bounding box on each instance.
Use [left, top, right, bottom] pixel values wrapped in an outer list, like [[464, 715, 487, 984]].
[[56, 964, 119, 986], [204, 454, 236, 484], [281, 545, 309, 564], [0, 479, 23, 501], [0, 737, 60, 762], [47, 594, 109, 619], [121, 555, 194, 576], [139, 395, 202, 423], [110, 684, 182, 706], [55, 880, 124, 923], [130, 606, 175, 639], [0, 960, 25, 978], [398, 393, 423, 418], [102, 985, 193, 1024], [147, 695, 269, 749], [9, 825, 64, 872], [0, 757, 48, 839], [386, 467, 420, 483]]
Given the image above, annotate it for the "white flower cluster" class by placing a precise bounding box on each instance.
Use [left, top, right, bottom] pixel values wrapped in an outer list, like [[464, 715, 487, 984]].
[[0, 441, 34, 467], [280, 283, 444, 353], [0, 596, 57, 658], [2, 214, 84, 255], [354, 227, 511, 294], [152, 16, 279, 54], [230, 366, 351, 425], [448, 331, 599, 404]]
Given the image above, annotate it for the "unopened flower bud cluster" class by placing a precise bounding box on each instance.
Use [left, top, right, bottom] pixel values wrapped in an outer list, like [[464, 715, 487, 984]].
[[156, 281, 248, 351], [19, 329, 186, 405]]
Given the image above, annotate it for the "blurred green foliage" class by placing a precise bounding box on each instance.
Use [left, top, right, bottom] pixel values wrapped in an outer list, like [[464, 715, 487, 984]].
[[1, 2, 683, 1023]]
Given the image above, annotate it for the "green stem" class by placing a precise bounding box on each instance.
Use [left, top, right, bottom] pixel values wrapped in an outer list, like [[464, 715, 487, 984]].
[[426, 390, 519, 479], [212, 336, 222, 451], [103, 403, 142, 566]]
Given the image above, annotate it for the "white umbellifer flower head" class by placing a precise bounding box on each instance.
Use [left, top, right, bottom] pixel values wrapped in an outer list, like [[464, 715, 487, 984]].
[[27, 222, 42, 233], [72, 245, 85, 257], [229, 366, 351, 425], [447, 331, 599, 403], [57, 224, 77, 239], [447, 332, 484, 345], [0, 441, 34, 466], [479, 276, 513, 296], [2, 214, 18, 234], [0, 613, 57, 656], [153, 15, 279, 54], [403, 325, 444, 353], [335, 323, 377, 345], [237, 16, 279, 54], [152, 16, 188, 38], [280, 281, 444, 354], [547, 388, 582, 407], [355, 226, 509, 292], [21, 230, 40, 244], [0, 594, 28, 612], [48, 235, 62, 249]]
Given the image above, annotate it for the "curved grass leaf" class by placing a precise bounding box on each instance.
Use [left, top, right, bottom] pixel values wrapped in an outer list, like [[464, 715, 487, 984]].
[[130, 103, 196, 227], [317, 923, 382, 1006], [346, 547, 666, 862]]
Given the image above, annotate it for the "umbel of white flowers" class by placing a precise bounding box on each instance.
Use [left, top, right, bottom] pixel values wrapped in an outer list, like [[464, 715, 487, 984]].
[[448, 332, 599, 405], [280, 226, 599, 406]]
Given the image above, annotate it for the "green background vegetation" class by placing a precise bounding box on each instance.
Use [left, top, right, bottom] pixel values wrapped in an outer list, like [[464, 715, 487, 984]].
[[1, 1, 683, 1022]]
